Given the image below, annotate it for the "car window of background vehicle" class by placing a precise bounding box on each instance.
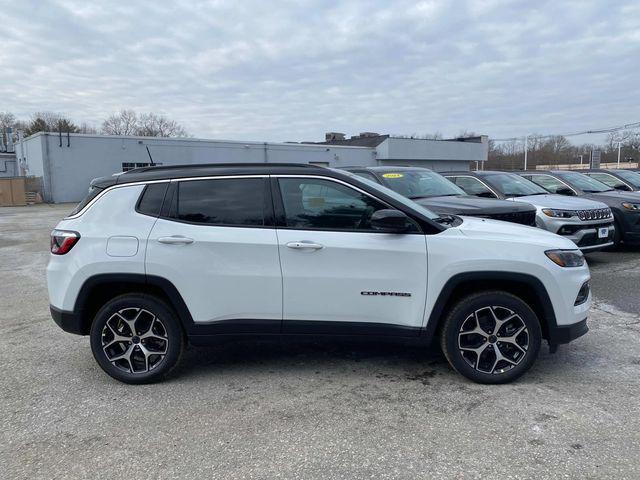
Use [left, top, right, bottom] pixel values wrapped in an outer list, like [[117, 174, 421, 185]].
[[489, 173, 548, 197], [450, 177, 496, 197], [338, 171, 440, 220], [559, 172, 613, 193], [379, 170, 467, 199]]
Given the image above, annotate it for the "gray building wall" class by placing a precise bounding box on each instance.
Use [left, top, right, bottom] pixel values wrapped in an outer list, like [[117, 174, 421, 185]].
[[18, 132, 487, 203], [19, 133, 376, 203], [376, 137, 488, 162], [0, 153, 18, 177]]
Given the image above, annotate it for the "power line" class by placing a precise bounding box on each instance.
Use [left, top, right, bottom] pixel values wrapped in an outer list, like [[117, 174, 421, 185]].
[[492, 121, 640, 142]]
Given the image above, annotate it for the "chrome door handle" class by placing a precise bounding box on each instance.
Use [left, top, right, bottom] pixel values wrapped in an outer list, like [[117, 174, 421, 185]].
[[158, 236, 194, 245], [286, 241, 324, 250]]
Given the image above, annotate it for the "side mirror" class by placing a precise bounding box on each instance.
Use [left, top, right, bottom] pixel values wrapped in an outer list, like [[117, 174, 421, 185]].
[[371, 209, 412, 233], [556, 187, 575, 196]]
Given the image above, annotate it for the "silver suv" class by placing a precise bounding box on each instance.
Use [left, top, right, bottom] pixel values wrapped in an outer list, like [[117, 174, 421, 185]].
[[443, 171, 614, 252]]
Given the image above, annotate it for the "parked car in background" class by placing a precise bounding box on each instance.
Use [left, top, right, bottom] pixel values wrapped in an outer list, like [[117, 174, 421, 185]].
[[583, 169, 640, 192], [442, 171, 615, 252], [48, 163, 591, 385], [519, 170, 640, 248], [341, 166, 536, 226]]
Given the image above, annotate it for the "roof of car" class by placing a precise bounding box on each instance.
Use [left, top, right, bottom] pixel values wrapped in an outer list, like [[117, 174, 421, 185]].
[[109, 162, 332, 185], [441, 170, 505, 176], [343, 166, 431, 172]]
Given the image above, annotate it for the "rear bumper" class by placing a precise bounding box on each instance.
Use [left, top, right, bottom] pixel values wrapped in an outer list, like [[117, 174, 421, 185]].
[[548, 318, 588, 346], [50, 305, 86, 335]]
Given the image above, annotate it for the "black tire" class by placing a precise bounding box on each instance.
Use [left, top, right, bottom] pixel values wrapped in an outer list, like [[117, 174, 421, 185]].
[[440, 291, 542, 384], [90, 294, 185, 384]]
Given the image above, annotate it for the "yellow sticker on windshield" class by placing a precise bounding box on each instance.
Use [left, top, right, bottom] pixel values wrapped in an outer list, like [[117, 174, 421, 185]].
[[382, 173, 403, 178]]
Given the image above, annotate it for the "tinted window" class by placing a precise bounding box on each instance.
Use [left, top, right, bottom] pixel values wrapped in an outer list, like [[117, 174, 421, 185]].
[[450, 176, 496, 198], [174, 178, 265, 226], [137, 183, 168, 217], [379, 169, 466, 198], [527, 175, 568, 194], [279, 178, 389, 231], [485, 173, 547, 197], [614, 170, 640, 188], [588, 173, 628, 189], [557, 171, 613, 193]]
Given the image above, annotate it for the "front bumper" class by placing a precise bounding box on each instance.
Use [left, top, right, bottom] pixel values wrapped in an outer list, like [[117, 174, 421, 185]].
[[539, 216, 615, 252], [548, 318, 588, 346], [50, 305, 86, 335]]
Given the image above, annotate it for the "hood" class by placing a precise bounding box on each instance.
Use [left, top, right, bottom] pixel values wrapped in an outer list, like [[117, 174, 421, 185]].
[[585, 190, 640, 203], [454, 216, 577, 249], [508, 194, 608, 210], [413, 195, 535, 215]]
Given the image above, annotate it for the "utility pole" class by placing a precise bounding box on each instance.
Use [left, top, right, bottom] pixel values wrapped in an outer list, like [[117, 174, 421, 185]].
[[579, 154, 583, 168], [618, 141, 622, 168], [523, 135, 528, 171]]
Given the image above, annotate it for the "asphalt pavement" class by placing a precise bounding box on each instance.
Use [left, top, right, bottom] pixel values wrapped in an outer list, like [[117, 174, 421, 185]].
[[1, 204, 639, 480]]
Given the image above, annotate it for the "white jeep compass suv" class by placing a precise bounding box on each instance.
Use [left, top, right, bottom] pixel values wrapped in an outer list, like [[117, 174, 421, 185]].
[[47, 163, 591, 384]]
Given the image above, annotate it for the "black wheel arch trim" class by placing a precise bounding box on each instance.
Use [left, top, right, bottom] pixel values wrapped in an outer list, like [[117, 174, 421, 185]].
[[423, 271, 567, 347]]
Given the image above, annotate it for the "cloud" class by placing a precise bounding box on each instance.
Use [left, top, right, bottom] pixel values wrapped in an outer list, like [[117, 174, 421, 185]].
[[2, 0, 639, 143]]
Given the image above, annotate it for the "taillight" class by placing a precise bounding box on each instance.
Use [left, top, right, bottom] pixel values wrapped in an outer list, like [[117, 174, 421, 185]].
[[50, 229, 80, 255]]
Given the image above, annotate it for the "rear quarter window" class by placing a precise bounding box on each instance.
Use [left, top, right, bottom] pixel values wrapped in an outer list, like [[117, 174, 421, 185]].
[[136, 183, 169, 217]]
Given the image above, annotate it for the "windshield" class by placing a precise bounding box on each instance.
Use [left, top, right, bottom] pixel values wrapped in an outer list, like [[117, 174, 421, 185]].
[[613, 170, 640, 188], [337, 170, 440, 220], [558, 171, 614, 192], [486, 173, 548, 197], [377, 169, 466, 198]]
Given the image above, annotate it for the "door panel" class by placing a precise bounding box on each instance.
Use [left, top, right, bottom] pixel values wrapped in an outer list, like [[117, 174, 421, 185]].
[[275, 176, 428, 333], [277, 229, 428, 331], [147, 218, 282, 327], [145, 177, 282, 331]]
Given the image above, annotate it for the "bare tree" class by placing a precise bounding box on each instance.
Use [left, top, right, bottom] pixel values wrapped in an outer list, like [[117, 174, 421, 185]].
[[137, 112, 188, 137], [0, 112, 16, 132], [24, 112, 79, 136], [101, 109, 139, 135], [101, 110, 188, 137]]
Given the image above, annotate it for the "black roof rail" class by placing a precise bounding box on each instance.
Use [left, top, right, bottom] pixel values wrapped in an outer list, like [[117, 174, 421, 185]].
[[125, 162, 319, 174]]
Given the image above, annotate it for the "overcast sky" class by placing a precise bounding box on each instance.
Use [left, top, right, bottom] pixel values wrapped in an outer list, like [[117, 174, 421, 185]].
[[2, 0, 639, 143]]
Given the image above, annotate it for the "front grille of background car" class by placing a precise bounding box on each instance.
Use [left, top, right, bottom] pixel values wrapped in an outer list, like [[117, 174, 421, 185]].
[[479, 211, 537, 226], [577, 208, 612, 221]]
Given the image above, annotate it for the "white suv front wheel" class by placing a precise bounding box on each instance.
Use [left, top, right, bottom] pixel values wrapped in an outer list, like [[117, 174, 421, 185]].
[[90, 294, 185, 384], [440, 291, 542, 384]]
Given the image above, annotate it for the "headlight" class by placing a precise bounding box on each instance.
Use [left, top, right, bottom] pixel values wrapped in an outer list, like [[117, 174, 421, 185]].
[[621, 202, 640, 211], [545, 249, 585, 267], [542, 209, 577, 218]]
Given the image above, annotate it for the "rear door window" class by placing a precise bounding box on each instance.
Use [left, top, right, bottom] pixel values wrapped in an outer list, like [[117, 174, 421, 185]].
[[528, 174, 569, 194], [450, 176, 497, 198], [588, 173, 628, 190], [171, 178, 267, 226]]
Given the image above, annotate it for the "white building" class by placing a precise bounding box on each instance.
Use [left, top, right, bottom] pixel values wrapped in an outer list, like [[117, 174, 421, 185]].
[[14, 131, 488, 203]]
